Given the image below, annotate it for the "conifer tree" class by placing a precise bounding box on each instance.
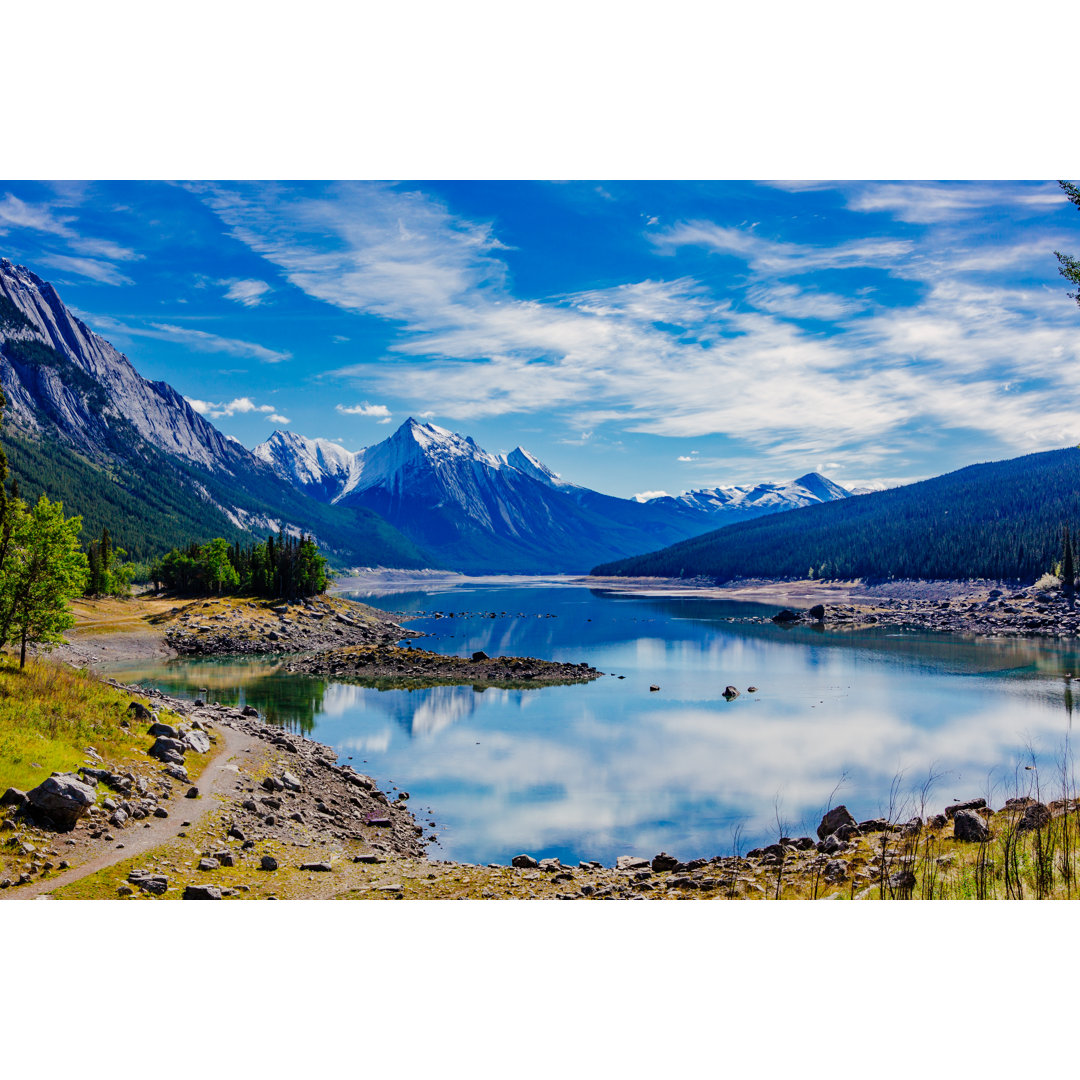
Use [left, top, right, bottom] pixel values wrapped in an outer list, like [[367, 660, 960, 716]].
[[1064, 525, 1075, 598]]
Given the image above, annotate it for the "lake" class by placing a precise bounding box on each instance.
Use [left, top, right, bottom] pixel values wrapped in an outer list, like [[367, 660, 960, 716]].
[[105, 579, 1080, 866]]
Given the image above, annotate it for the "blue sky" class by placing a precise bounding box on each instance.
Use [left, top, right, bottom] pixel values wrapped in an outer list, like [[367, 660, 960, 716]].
[[1, 179, 1078, 498]]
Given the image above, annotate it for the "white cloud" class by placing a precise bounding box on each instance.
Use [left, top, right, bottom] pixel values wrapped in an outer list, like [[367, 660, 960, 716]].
[[193, 182, 1080, 474], [0, 192, 141, 272], [745, 283, 864, 321], [677, 455, 694, 462], [36, 253, 134, 286], [650, 220, 912, 275], [184, 395, 284, 420], [336, 402, 391, 418], [222, 278, 272, 307], [843, 181, 1064, 224]]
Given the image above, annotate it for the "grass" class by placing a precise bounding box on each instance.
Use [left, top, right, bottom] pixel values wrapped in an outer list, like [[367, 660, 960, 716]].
[[0, 656, 160, 793]]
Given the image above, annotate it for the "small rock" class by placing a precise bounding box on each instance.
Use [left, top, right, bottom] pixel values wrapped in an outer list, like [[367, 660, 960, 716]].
[[185, 787, 199, 799], [260, 855, 279, 871], [300, 862, 332, 872], [722, 685, 739, 700], [0, 788, 28, 807], [649, 684, 660, 692], [1017, 802, 1051, 833], [281, 771, 302, 792], [197, 857, 220, 871]]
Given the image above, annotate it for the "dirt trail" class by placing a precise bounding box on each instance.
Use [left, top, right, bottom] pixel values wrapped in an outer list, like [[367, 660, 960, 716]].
[[7, 724, 259, 900]]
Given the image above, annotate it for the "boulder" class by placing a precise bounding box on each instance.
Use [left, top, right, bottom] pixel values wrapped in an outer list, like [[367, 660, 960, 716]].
[[0, 787, 27, 807], [184, 731, 212, 755], [127, 702, 153, 722], [148, 737, 187, 764], [952, 809, 990, 842], [945, 797, 986, 819], [858, 818, 889, 833], [722, 686, 740, 700], [651, 852, 680, 873], [185, 787, 199, 799], [262, 776, 285, 793], [538, 858, 563, 872], [183, 884, 222, 900], [147, 722, 179, 738], [615, 855, 651, 872], [772, 609, 799, 624], [241, 705, 259, 717], [197, 857, 220, 871], [129, 871, 168, 895], [511, 854, 539, 869], [818, 833, 846, 855], [259, 855, 279, 871], [299, 862, 332, 872], [281, 771, 302, 792], [26, 774, 96, 830], [817, 805, 857, 840], [808, 604, 826, 621], [471, 650, 489, 661], [1017, 802, 1051, 833]]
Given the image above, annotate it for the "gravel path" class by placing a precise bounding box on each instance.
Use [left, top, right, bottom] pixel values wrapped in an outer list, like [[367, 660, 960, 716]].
[[6, 723, 258, 900]]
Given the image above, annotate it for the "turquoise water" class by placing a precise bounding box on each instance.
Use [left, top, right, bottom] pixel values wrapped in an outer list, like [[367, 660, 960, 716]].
[[105, 582, 1080, 865]]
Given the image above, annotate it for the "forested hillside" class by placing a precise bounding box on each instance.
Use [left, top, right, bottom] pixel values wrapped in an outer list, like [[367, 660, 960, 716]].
[[592, 447, 1080, 583]]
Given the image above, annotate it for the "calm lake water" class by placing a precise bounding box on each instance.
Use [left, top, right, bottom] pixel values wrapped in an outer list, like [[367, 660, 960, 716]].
[[106, 580, 1080, 866]]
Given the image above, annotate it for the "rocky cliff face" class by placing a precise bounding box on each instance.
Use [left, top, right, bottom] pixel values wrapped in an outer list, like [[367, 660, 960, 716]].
[[0, 259, 430, 569], [0, 258, 245, 470]]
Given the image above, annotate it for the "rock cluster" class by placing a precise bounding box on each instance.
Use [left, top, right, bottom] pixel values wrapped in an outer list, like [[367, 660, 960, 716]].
[[285, 644, 603, 686], [765, 585, 1080, 639], [163, 596, 408, 657]]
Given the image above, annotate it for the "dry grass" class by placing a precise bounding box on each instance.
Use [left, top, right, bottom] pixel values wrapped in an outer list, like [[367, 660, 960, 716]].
[[0, 656, 158, 793]]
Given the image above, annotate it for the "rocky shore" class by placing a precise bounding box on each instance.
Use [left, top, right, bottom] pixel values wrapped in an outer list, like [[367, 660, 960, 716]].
[[766, 581, 1080, 638], [283, 644, 603, 686]]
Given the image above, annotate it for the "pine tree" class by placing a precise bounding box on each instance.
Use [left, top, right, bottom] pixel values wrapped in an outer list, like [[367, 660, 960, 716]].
[[1064, 525, 1075, 598]]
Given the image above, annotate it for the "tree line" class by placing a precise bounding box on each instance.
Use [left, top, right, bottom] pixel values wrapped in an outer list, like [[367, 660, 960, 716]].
[[593, 447, 1080, 585], [150, 532, 330, 599]]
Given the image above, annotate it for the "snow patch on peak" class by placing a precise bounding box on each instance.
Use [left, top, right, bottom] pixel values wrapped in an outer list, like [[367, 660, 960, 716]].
[[502, 446, 572, 489]]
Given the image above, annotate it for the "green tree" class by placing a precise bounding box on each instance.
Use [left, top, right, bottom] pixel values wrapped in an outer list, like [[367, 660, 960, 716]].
[[0, 495, 89, 667], [200, 537, 240, 595], [1054, 181, 1080, 305]]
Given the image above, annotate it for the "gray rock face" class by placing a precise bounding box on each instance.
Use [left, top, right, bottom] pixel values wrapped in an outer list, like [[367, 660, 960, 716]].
[[953, 809, 990, 842], [281, 771, 302, 792], [183, 730, 211, 755], [26, 774, 96, 830], [183, 884, 222, 900], [817, 805, 857, 840], [615, 856, 651, 871]]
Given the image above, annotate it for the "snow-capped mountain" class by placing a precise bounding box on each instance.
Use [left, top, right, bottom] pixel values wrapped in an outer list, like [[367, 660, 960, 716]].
[[254, 420, 853, 574], [646, 472, 851, 522]]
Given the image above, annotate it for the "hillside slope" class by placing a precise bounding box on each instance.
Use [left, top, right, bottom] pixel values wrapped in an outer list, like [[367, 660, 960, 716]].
[[592, 447, 1080, 583]]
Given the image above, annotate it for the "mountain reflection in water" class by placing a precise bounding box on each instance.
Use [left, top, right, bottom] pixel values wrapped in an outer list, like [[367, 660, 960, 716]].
[[106, 583, 1080, 865]]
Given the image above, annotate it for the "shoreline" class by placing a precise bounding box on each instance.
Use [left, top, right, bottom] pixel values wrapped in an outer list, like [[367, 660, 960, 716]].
[[4, 677, 1076, 900]]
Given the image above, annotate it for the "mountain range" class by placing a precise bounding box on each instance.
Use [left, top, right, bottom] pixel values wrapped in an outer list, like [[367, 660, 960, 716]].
[[0, 256, 852, 573], [252, 423, 852, 573]]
